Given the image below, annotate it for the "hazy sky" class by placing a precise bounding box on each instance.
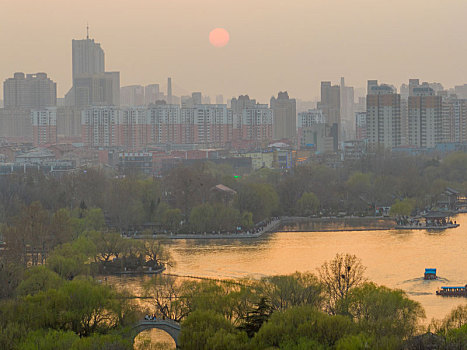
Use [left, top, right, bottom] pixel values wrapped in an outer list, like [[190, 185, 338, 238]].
[[2, 0, 467, 102]]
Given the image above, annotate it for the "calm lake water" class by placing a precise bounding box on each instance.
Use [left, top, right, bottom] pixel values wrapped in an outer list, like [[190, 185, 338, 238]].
[[164, 213, 467, 323], [124, 213, 467, 347]]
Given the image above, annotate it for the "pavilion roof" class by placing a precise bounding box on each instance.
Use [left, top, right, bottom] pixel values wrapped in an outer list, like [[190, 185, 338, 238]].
[[211, 184, 237, 195]]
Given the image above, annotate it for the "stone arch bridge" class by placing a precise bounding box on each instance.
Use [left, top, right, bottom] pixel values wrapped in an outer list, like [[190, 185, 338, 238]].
[[128, 318, 181, 347]]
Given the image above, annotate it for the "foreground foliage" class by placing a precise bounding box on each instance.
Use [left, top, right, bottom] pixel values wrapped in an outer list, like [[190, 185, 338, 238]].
[[2, 221, 467, 350]]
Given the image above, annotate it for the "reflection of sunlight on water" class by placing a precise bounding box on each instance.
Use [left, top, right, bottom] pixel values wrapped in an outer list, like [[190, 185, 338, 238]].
[[105, 214, 467, 330], [134, 329, 176, 350], [163, 213, 467, 323]]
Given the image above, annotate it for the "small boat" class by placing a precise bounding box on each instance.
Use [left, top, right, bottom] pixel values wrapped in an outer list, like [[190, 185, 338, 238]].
[[424, 268, 437, 280], [436, 285, 467, 297]]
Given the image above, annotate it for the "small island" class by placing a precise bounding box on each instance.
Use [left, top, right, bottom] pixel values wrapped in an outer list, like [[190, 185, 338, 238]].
[[89, 234, 172, 276]]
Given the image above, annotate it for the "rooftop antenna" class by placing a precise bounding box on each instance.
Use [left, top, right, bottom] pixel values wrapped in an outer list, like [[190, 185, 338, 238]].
[[86, 23, 89, 39]]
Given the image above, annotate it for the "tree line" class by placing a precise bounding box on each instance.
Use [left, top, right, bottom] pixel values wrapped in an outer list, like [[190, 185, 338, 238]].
[[3, 217, 467, 350], [0, 151, 467, 237], [1, 151, 467, 301], [0, 220, 175, 349], [145, 253, 467, 349]]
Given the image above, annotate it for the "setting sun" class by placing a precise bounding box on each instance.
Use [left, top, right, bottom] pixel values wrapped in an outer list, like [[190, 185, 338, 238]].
[[209, 28, 230, 48]]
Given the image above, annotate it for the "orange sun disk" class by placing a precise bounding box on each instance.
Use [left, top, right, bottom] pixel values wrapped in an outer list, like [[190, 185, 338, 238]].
[[209, 28, 230, 48]]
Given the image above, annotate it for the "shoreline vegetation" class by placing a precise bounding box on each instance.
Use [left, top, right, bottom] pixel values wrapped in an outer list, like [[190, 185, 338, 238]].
[[2, 152, 467, 249], [4, 249, 467, 349], [3, 153, 467, 347]]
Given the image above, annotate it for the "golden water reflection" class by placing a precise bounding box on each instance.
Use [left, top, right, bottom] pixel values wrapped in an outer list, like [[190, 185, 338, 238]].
[[125, 214, 467, 346], [134, 329, 176, 350], [165, 213, 467, 323]]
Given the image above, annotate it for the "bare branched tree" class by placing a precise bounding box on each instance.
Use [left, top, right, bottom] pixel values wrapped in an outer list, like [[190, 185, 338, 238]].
[[144, 275, 192, 322], [318, 253, 366, 314]]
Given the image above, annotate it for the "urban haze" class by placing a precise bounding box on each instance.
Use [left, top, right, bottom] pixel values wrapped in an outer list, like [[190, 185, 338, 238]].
[[3, 1, 467, 349]]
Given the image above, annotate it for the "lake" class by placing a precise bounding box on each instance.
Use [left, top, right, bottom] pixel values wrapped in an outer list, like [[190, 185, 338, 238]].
[[125, 214, 467, 348], [165, 213, 467, 323]]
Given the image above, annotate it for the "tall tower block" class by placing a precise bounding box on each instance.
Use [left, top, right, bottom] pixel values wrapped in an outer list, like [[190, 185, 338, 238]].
[[167, 77, 172, 104]]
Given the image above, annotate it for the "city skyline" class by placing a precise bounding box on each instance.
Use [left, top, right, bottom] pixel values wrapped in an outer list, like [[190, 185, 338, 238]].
[[4, 3, 467, 349], [2, 0, 467, 101]]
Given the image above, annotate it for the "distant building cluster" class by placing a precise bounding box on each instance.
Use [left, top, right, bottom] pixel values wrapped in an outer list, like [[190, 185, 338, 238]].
[[80, 103, 273, 149], [4, 32, 467, 174], [359, 79, 467, 152]]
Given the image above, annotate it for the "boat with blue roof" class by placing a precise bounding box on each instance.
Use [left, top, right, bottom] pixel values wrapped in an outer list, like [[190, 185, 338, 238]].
[[436, 285, 467, 297], [424, 268, 437, 280]]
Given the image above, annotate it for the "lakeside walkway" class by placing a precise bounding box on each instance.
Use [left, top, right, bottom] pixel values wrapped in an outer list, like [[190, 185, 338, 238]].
[[133, 219, 281, 240], [127, 216, 400, 240]]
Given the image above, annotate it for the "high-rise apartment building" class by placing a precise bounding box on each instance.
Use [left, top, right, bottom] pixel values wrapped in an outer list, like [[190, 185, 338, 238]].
[[167, 78, 172, 104], [148, 104, 184, 144], [81, 107, 120, 147], [0, 108, 33, 142], [400, 98, 408, 145], [297, 109, 325, 128], [408, 79, 420, 96], [408, 86, 442, 148], [442, 95, 467, 143], [240, 105, 273, 144], [366, 80, 401, 149], [78, 103, 275, 149], [454, 85, 467, 99], [316, 82, 341, 150], [297, 109, 329, 150], [355, 97, 366, 113], [270, 91, 296, 140], [340, 77, 355, 141], [231, 95, 256, 141], [318, 82, 340, 126], [180, 107, 195, 144], [4, 72, 57, 109], [119, 107, 148, 149], [31, 108, 57, 146], [400, 83, 409, 100], [231, 95, 257, 115], [193, 105, 232, 145], [355, 112, 367, 140]]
